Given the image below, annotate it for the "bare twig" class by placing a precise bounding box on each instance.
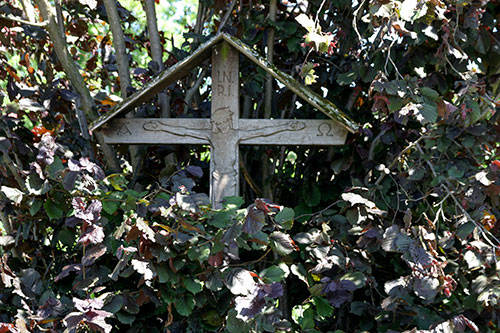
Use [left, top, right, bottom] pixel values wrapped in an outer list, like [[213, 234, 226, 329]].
[[19, 0, 36, 23], [415, 142, 500, 248], [375, 135, 427, 186], [240, 159, 262, 196], [294, 200, 342, 220], [217, 0, 237, 33], [264, 0, 277, 119], [54, 0, 65, 38], [102, 0, 131, 98], [368, 128, 388, 161], [352, 0, 367, 43], [2, 154, 27, 193], [184, 68, 207, 112], [0, 14, 47, 27]]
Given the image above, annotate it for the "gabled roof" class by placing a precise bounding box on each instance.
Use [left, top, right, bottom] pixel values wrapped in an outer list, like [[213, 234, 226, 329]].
[[89, 33, 358, 133]]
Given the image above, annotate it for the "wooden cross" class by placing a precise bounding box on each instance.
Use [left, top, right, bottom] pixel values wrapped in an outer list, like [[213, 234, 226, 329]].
[[102, 42, 347, 208]]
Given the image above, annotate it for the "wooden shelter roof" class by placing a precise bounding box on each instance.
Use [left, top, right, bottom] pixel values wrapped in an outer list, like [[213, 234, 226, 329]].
[[89, 33, 358, 133]]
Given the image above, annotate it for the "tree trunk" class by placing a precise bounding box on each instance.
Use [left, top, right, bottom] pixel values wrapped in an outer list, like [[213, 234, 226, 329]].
[[143, 0, 170, 117], [102, 0, 143, 176]]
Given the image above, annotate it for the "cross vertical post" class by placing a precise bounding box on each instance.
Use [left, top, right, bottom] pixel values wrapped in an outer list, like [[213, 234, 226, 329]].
[[210, 42, 240, 208]]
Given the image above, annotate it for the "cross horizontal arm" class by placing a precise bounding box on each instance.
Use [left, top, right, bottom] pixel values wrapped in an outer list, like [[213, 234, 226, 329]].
[[101, 118, 211, 144], [238, 119, 347, 145]]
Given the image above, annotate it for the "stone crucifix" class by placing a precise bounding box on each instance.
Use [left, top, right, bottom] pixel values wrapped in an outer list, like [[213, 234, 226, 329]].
[[102, 42, 347, 208]]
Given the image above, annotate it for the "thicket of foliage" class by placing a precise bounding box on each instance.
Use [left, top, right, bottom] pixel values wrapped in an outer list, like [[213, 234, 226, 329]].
[[1, 0, 500, 332]]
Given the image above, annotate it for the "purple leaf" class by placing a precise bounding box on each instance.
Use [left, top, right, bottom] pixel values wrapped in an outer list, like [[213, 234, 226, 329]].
[[269, 231, 298, 256], [82, 244, 107, 266], [243, 204, 265, 234], [73, 297, 104, 312], [91, 164, 105, 180], [452, 314, 479, 333], [63, 313, 85, 331], [63, 171, 79, 191], [407, 242, 433, 269], [72, 198, 102, 225], [225, 268, 257, 295], [55, 264, 82, 282], [65, 216, 79, 227], [116, 245, 137, 259], [235, 283, 284, 320], [35, 133, 56, 165], [37, 297, 62, 318], [79, 225, 105, 245], [412, 276, 439, 300], [321, 278, 357, 307], [131, 259, 154, 280], [87, 200, 102, 221], [185, 165, 203, 178], [68, 159, 81, 172]]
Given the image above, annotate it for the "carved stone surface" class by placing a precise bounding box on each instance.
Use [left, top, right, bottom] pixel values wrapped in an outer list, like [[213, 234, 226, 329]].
[[101, 42, 349, 208]]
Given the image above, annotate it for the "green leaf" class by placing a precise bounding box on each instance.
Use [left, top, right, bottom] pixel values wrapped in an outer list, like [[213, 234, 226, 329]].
[[457, 222, 475, 239], [105, 173, 128, 191], [260, 265, 286, 283], [1, 186, 23, 204], [29, 198, 42, 216], [116, 311, 135, 325], [304, 184, 321, 207], [291, 304, 315, 329], [291, 263, 310, 287], [350, 301, 370, 316], [295, 13, 315, 32], [175, 293, 195, 316], [466, 99, 481, 123], [437, 137, 451, 153], [47, 157, 64, 179], [287, 37, 301, 53], [222, 196, 244, 209], [209, 210, 233, 228], [408, 167, 425, 181], [294, 202, 312, 222], [420, 87, 440, 102], [313, 296, 333, 317], [102, 200, 119, 215], [26, 174, 50, 195], [417, 100, 438, 123], [225, 309, 251, 332], [340, 271, 366, 289], [157, 266, 169, 283], [184, 277, 203, 294], [275, 207, 294, 224], [336, 71, 359, 86], [201, 309, 223, 327], [447, 166, 464, 179], [44, 199, 63, 220], [187, 243, 210, 262], [58, 229, 75, 247]]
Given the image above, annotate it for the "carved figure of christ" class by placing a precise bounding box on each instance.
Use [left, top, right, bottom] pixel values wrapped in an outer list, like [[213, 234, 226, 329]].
[[101, 42, 348, 208]]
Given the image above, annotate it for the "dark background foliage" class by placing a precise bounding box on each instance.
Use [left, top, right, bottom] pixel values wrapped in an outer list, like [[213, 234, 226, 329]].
[[0, 0, 500, 332]]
